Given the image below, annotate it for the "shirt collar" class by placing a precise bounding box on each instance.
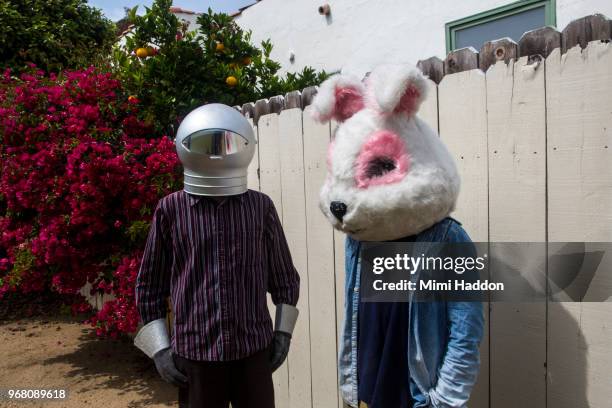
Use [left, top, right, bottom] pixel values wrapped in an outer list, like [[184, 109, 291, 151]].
[[186, 191, 246, 206]]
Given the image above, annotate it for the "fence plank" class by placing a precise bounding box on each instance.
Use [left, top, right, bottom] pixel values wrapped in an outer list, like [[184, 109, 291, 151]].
[[438, 68, 489, 408], [546, 42, 612, 241], [333, 228, 346, 408], [561, 14, 612, 54], [518, 26, 561, 58], [444, 47, 479, 75], [302, 86, 318, 108], [285, 90, 302, 110], [418, 78, 439, 132], [254, 99, 271, 126], [486, 57, 547, 408], [487, 59, 547, 241], [330, 117, 347, 408], [546, 41, 612, 408], [417, 56, 444, 84], [303, 106, 339, 408], [278, 108, 312, 408], [479, 37, 518, 72], [269, 95, 286, 114], [241, 102, 255, 120], [439, 69, 488, 241], [257, 112, 289, 405]]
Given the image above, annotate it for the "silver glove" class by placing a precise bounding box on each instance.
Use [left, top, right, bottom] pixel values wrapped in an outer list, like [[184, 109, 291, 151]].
[[134, 318, 170, 358]]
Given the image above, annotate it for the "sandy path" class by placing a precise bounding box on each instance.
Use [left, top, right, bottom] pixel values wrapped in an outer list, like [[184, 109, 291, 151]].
[[0, 315, 178, 408]]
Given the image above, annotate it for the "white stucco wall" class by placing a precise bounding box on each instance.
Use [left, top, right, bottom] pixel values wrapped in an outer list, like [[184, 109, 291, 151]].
[[234, 0, 612, 77], [174, 11, 200, 32]]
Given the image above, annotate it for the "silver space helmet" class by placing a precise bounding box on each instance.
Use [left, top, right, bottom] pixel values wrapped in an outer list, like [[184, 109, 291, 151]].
[[175, 103, 256, 196]]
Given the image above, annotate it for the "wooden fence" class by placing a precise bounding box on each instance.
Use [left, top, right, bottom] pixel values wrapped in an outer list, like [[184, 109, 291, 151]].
[[239, 14, 612, 408]]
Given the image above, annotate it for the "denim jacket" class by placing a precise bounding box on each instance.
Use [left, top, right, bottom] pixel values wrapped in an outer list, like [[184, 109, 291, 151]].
[[338, 218, 484, 408]]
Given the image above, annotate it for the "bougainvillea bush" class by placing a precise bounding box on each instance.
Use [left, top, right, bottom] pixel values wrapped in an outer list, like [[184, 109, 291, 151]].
[[0, 67, 182, 337]]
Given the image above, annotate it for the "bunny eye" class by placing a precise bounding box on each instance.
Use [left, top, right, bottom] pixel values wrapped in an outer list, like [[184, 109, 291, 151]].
[[354, 130, 410, 189], [366, 157, 396, 178]]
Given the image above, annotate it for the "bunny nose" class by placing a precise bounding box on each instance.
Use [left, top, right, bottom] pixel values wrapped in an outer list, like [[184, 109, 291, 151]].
[[330, 201, 347, 221]]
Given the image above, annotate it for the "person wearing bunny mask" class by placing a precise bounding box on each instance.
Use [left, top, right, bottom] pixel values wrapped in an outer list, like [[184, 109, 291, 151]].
[[311, 66, 484, 408]]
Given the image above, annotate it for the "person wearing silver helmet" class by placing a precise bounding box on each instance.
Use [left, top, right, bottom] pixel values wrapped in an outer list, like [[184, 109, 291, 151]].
[[134, 103, 300, 408]]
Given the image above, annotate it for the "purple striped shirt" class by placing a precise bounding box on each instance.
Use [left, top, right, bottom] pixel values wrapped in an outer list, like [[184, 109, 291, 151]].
[[135, 189, 300, 361]]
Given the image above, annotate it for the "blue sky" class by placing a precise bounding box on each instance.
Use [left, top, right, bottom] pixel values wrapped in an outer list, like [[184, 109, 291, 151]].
[[88, 0, 255, 21]]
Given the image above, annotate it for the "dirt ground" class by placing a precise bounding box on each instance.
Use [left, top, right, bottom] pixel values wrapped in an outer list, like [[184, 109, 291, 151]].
[[0, 315, 178, 408]]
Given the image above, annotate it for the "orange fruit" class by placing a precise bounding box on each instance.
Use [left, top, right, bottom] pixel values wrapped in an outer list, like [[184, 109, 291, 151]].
[[242, 56, 252, 65], [136, 47, 149, 58], [225, 76, 238, 87], [215, 42, 225, 52]]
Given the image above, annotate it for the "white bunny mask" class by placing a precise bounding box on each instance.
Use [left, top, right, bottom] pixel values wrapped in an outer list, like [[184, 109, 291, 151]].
[[312, 64, 460, 241]]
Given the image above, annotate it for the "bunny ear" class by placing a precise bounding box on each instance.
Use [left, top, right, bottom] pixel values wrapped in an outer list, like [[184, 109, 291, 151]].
[[311, 74, 366, 123], [366, 64, 428, 117]]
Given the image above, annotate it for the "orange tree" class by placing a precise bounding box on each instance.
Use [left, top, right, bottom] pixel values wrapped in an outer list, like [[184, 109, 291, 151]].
[[114, 0, 328, 135]]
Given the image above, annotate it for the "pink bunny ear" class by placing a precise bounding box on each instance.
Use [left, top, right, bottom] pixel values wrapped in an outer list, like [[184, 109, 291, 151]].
[[311, 74, 365, 123], [366, 64, 428, 117]]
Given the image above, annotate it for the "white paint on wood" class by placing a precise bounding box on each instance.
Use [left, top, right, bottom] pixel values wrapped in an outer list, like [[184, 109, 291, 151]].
[[439, 69, 489, 241], [333, 228, 346, 408], [258, 114, 283, 209], [547, 43, 612, 242], [487, 58, 547, 242], [278, 108, 313, 408], [303, 106, 340, 408], [329, 118, 348, 408], [418, 78, 439, 132], [257, 112, 289, 404], [486, 57, 547, 408], [439, 68, 490, 408], [546, 42, 612, 408]]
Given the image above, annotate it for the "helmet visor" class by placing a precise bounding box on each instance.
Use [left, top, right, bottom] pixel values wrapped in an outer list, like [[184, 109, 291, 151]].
[[182, 129, 250, 157]]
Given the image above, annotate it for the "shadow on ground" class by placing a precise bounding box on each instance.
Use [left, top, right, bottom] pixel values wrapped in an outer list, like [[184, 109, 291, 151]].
[[43, 324, 176, 408], [1, 315, 177, 408]]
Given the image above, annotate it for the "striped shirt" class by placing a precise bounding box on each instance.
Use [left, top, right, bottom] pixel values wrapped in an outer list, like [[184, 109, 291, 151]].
[[135, 189, 300, 361]]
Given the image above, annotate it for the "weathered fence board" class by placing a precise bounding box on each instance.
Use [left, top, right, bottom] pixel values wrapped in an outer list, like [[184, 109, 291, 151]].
[[419, 78, 439, 132], [444, 47, 479, 75], [278, 108, 312, 408], [417, 56, 444, 85], [257, 111, 290, 405], [438, 68, 490, 408], [303, 107, 339, 408], [333, 227, 347, 408], [479, 38, 518, 72], [486, 57, 547, 408], [439, 69, 489, 241], [328, 117, 348, 408], [546, 41, 612, 408]]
